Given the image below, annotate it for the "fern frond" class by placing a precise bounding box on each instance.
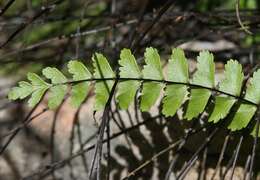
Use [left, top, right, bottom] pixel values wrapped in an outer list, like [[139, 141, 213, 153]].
[[8, 47, 260, 135]]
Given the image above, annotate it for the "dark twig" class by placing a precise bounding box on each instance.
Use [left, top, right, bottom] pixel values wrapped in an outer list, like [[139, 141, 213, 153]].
[[210, 132, 230, 180], [247, 113, 260, 180], [131, 0, 175, 50], [0, 103, 46, 155], [177, 127, 219, 180], [0, 0, 64, 49], [122, 139, 183, 180], [22, 114, 170, 179], [230, 135, 244, 179], [235, 0, 253, 35], [0, 0, 15, 17], [243, 155, 251, 180]]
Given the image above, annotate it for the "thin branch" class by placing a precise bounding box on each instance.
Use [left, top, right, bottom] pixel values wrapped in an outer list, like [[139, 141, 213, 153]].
[[0, 103, 47, 155], [247, 113, 260, 180], [122, 139, 183, 180], [21, 114, 172, 179], [0, 0, 65, 48], [235, 0, 253, 35], [0, 19, 138, 61], [177, 127, 219, 180], [61, 77, 259, 106], [0, 0, 15, 17], [210, 132, 230, 180], [230, 135, 244, 179]]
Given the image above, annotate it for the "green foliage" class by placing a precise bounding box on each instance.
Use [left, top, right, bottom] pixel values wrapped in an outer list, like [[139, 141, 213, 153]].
[[8, 47, 260, 135], [42, 67, 67, 109], [117, 49, 141, 109], [8, 81, 32, 100], [140, 47, 164, 111], [209, 60, 244, 124], [228, 70, 260, 131], [93, 53, 115, 110], [8, 72, 50, 107], [162, 48, 188, 117], [68, 60, 92, 108], [185, 51, 214, 120]]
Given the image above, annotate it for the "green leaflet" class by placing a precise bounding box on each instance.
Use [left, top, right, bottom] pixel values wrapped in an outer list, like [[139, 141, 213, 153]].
[[185, 89, 212, 120], [27, 72, 50, 88], [162, 85, 187, 117], [140, 47, 163, 111], [244, 69, 260, 104], [47, 85, 67, 109], [42, 67, 67, 84], [209, 60, 244, 124], [228, 104, 257, 131], [185, 51, 214, 120], [192, 51, 215, 88], [219, 60, 244, 96], [68, 60, 92, 108], [162, 48, 188, 117], [27, 73, 50, 107], [208, 97, 236, 123], [8, 81, 32, 100], [228, 70, 260, 131], [93, 53, 115, 110], [8, 73, 50, 107], [28, 88, 48, 107], [117, 49, 141, 109], [42, 67, 67, 109]]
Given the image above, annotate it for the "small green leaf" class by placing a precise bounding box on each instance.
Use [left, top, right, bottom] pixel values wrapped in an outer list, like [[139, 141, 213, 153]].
[[219, 60, 244, 96], [250, 122, 260, 137], [193, 51, 215, 87], [68, 60, 92, 107], [93, 53, 115, 110], [28, 88, 48, 107], [228, 104, 257, 131], [228, 69, 260, 131], [140, 47, 163, 111], [26, 72, 50, 107], [162, 85, 187, 116], [244, 69, 260, 104], [117, 49, 141, 109], [48, 85, 67, 109], [8, 81, 32, 100], [208, 97, 236, 123], [162, 48, 188, 116], [185, 89, 211, 120], [42, 67, 67, 84], [185, 51, 214, 120], [27, 72, 50, 90], [42, 67, 67, 109], [208, 60, 244, 123]]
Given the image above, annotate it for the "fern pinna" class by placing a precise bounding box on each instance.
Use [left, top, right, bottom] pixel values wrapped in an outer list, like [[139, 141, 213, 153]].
[[8, 47, 260, 135]]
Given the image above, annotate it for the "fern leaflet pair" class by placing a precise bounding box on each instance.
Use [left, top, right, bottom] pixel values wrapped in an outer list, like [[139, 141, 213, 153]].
[[8, 47, 260, 134]]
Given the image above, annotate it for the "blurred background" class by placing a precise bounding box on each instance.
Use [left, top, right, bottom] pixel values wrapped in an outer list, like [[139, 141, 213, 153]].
[[0, 0, 260, 179]]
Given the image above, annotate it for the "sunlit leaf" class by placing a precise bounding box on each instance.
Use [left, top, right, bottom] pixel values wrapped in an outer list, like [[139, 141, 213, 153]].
[[228, 104, 257, 131], [185, 51, 214, 120], [228, 69, 259, 131], [209, 60, 244, 124], [8, 81, 32, 100], [68, 60, 92, 107], [162, 48, 188, 116], [140, 47, 163, 111], [42, 67, 67, 109], [117, 49, 141, 109], [93, 53, 115, 110]]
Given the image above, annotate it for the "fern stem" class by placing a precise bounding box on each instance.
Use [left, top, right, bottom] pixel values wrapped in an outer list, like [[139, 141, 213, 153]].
[[59, 77, 259, 106]]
